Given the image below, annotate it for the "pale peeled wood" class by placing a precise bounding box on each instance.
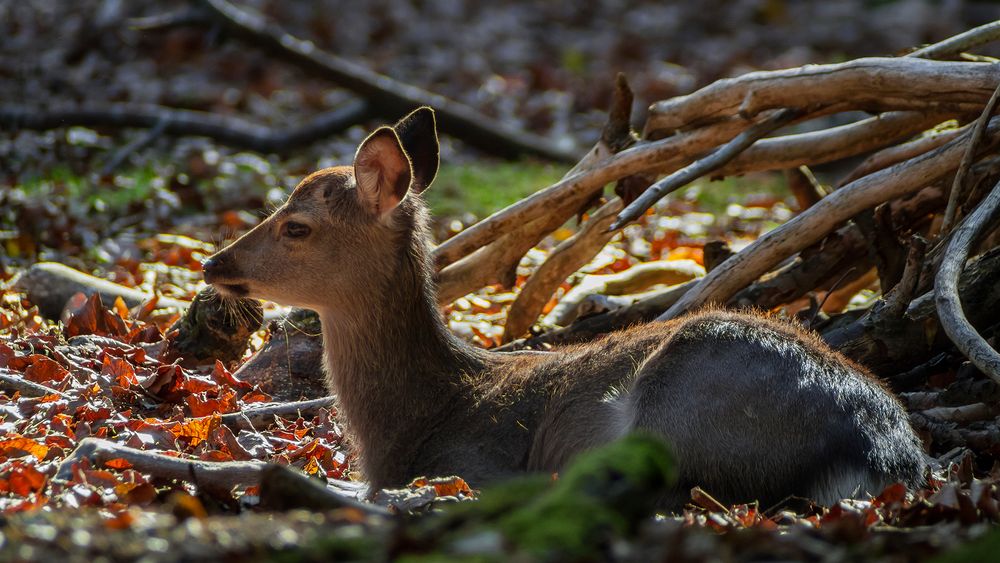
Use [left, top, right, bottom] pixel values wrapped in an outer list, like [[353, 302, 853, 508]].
[[658, 117, 1000, 321], [646, 58, 998, 133]]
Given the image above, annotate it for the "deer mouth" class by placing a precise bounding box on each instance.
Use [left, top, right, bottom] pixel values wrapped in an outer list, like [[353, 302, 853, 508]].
[[213, 282, 250, 297]]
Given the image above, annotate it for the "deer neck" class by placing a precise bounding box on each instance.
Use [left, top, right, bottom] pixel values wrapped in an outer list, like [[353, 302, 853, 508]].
[[316, 231, 485, 460]]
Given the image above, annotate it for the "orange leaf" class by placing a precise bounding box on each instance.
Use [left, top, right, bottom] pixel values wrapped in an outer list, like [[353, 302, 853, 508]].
[[168, 414, 220, 447], [0, 434, 50, 461], [104, 458, 134, 470]]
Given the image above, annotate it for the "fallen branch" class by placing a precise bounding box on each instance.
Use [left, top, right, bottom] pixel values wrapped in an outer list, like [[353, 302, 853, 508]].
[[941, 80, 1000, 234], [908, 20, 1000, 60], [136, 0, 575, 162], [0, 101, 368, 154], [612, 109, 800, 230], [717, 111, 952, 178], [8, 262, 190, 320], [432, 118, 752, 270], [259, 464, 387, 515], [659, 116, 1000, 321], [502, 199, 624, 342], [220, 396, 335, 431], [55, 437, 265, 498], [647, 58, 998, 133], [544, 260, 703, 328], [935, 177, 1000, 383], [498, 281, 694, 351]]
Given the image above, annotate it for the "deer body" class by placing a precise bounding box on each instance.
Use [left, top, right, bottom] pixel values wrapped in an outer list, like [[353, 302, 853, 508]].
[[204, 108, 926, 507]]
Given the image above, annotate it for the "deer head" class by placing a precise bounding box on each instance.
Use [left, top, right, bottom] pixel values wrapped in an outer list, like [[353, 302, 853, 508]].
[[202, 107, 440, 314]]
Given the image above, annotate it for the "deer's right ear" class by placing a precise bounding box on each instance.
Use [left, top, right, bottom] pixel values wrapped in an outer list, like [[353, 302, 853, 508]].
[[354, 127, 413, 218], [393, 107, 439, 193]]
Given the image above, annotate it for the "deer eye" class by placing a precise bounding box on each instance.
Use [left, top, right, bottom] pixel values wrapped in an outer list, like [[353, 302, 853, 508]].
[[283, 221, 311, 239]]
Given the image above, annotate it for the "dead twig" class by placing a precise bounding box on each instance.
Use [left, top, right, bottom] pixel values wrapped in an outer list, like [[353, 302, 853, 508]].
[[611, 109, 800, 231], [935, 178, 1000, 383], [907, 20, 1000, 60], [659, 117, 1000, 321], [220, 397, 335, 431], [941, 77, 1000, 234]]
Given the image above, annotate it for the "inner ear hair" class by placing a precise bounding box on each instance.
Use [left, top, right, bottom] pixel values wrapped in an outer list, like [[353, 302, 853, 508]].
[[354, 127, 413, 217], [393, 107, 439, 193]]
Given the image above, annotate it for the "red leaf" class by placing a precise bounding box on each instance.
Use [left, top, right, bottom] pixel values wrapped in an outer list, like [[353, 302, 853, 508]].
[[101, 356, 138, 387], [23, 355, 69, 385]]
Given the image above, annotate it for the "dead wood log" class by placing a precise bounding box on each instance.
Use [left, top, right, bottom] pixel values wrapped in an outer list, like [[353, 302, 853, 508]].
[[659, 117, 1000, 321], [645, 58, 997, 134], [134, 0, 575, 162], [497, 281, 694, 351], [232, 309, 327, 401], [785, 167, 825, 211], [825, 246, 1000, 378], [935, 178, 1000, 383], [161, 287, 263, 368], [259, 464, 387, 515], [501, 199, 624, 342], [8, 262, 190, 320], [543, 260, 704, 328], [0, 100, 368, 154]]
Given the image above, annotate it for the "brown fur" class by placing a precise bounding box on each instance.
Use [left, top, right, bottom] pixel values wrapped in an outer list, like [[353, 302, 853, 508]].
[[204, 108, 926, 506]]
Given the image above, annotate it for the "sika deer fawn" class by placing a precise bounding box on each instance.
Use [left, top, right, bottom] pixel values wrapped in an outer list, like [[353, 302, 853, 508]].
[[203, 108, 927, 507]]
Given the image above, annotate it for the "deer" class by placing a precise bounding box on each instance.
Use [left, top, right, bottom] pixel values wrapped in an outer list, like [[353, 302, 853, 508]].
[[202, 107, 928, 508]]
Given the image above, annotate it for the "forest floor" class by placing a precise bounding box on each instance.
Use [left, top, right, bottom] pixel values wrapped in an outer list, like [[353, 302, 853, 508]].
[[3, 1, 1000, 561]]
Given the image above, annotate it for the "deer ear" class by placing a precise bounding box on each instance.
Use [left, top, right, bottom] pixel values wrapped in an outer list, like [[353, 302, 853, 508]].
[[354, 126, 413, 217], [393, 107, 439, 193]]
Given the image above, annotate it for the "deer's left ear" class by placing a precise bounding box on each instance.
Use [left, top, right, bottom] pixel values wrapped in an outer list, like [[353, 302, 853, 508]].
[[393, 107, 439, 193], [354, 126, 413, 218]]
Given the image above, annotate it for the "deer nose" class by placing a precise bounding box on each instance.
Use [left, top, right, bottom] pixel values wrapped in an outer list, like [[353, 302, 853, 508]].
[[202, 255, 229, 283]]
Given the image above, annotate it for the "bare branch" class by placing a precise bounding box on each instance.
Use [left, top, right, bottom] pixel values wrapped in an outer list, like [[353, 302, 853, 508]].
[[611, 109, 800, 231], [502, 199, 623, 342], [941, 79, 1000, 234], [647, 58, 997, 133], [908, 20, 1000, 60], [935, 178, 1000, 383], [659, 117, 1000, 320]]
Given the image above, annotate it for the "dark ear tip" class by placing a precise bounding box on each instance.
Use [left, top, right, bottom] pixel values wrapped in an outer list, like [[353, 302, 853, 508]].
[[396, 107, 437, 132]]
